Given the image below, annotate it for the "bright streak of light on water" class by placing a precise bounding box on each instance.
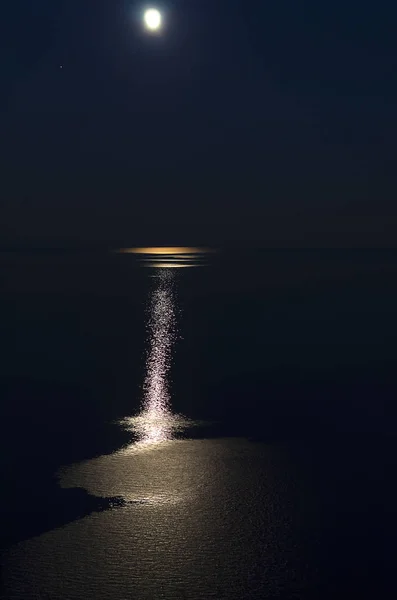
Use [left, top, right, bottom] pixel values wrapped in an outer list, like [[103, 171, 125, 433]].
[[119, 247, 209, 255], [117, 246, 215, 268], [121, 269, 190, 448]]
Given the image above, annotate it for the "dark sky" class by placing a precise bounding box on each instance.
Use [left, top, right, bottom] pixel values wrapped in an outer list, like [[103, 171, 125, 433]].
[[1, 0, 397, 246]]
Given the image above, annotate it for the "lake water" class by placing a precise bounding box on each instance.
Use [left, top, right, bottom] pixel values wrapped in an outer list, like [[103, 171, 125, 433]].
[[1, 248, 397, 598]]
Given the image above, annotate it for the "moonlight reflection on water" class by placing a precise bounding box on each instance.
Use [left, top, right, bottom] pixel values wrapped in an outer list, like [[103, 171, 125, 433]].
[[117, 246, 213, 268], [120, 269, 190, 448]]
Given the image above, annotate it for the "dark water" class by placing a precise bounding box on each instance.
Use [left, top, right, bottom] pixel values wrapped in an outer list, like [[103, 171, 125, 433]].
[[1, 249, 397, 598]]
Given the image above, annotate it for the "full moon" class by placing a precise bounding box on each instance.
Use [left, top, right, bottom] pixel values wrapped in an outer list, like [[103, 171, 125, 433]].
[[144, 8, 162, 31]]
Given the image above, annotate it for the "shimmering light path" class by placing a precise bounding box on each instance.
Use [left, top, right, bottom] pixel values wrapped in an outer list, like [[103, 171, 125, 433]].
[[121, 269, 189, 447]]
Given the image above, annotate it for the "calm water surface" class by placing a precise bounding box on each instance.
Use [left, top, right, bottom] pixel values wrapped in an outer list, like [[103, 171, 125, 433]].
[[1, 249, 397, 598]]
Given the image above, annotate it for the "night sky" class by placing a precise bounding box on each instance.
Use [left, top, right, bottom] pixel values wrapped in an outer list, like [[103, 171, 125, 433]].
[[2, 1, 397, 246]]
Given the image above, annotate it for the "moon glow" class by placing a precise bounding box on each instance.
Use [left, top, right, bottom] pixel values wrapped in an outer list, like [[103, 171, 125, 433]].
[[144, 8, 162, 31]]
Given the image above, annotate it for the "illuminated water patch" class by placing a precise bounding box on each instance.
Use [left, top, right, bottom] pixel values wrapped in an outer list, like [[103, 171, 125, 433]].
[[117, 246, 214, 268], [120, 269, 191, 448]]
